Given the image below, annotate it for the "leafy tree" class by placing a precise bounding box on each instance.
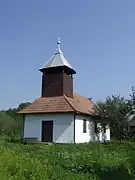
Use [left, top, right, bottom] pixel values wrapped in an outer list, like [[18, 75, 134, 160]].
[[17, 102, 31, 111], [0, 101, 31, 141], [92, 95, 131, 140], [128, 86, 135, 121], [0, 111, 18, 138]]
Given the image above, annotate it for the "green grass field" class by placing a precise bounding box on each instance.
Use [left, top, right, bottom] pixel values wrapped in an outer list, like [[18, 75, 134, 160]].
[[0, 141, 135, 180]]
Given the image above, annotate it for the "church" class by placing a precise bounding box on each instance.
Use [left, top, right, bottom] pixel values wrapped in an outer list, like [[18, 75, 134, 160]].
[[18, 39, 110, 143]]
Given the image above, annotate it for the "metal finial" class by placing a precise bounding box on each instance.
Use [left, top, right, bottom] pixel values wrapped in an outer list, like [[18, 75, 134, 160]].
[[55, 37, 63, 55], [57, 37, 61, 49], [57, 37, 61, 44]]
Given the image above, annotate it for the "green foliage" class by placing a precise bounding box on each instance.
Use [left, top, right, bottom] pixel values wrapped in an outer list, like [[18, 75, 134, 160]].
[[92, 95, 131, 139], [17, 102, 31, 111], [0, 141, 135, 179], [0, 102, 30, 141], [128, 85, 135, 121], [0, 112, 18, 137]]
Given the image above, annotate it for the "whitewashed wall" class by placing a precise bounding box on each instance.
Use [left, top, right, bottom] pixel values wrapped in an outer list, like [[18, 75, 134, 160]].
[[24, 113, 74, 143], [75, 115, 111, 143], [105, 124, 110, 141], [95, 124, 110, 142], [75, 115, 95, 143], [24, 113, 110, 144]]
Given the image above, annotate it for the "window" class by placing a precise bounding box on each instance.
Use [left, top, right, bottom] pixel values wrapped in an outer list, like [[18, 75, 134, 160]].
[[83, 119, 87, 133], [103, 124, 106, 133], [94, 122, 98, 134]]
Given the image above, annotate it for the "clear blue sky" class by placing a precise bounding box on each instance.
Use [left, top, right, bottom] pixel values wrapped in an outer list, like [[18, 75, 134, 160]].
[[0, 0, 135, 109]]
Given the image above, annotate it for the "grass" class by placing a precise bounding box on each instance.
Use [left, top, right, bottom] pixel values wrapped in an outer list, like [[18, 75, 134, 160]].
[[0, 141, 135, 179]]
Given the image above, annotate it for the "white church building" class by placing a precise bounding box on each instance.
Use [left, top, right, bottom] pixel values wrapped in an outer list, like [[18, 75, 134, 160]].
[[18, 39, 110, 143]]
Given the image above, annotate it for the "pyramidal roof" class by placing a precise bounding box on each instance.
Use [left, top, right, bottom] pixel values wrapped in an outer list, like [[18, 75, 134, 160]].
[[40, 38, 74, 71]]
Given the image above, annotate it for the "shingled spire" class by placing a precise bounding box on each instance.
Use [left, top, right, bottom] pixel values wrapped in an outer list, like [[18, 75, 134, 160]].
[[39, 38, 76, 98]]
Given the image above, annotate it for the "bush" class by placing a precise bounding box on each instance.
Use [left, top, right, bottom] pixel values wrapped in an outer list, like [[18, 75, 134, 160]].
[[0, 111, 22, 141]]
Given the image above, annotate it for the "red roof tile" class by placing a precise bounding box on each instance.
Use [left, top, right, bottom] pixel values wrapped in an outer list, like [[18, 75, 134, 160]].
[[65, 93, 94, 115], [18, 93, 94, 115]]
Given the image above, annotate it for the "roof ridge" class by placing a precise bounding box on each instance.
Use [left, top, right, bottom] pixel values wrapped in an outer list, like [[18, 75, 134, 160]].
[[64, 95, 76, 112]]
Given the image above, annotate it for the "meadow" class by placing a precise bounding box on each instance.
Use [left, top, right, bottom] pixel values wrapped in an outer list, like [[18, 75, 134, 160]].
[[0, 140, 135, 180], [1, 89, 135, 179]]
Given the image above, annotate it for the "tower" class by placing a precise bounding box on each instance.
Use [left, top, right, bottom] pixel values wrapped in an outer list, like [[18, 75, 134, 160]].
[[39, 38, 76, 98]]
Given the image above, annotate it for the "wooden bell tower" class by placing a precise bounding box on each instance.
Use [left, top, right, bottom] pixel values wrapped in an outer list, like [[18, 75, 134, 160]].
[[39, 38, 76, 98]]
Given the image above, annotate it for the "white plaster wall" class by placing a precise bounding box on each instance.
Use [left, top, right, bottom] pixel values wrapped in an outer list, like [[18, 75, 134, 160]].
[[24, 113, 74, 143], [75, 115, 95, 143], [75, 115, 111, 143], [96, 123, 104, 142], [96, 124, 110, 142], [105, 124, 110, 141]]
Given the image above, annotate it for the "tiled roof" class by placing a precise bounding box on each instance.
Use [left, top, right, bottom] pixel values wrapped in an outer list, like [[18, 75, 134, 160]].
[[66, 93, 94, 115], [18, 93, 94, 115]]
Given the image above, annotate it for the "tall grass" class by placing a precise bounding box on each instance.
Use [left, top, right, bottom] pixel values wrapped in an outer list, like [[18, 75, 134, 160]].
[[0, 141, 135, 179]]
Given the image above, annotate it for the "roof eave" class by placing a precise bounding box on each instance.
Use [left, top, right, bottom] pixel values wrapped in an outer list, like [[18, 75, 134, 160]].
[[75, 111, 93, 116], [39, 65, 76, 74], [17, 110, 75, 115]]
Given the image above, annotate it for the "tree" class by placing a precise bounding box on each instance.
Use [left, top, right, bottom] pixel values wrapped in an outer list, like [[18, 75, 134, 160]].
[[0, 111, 19, 138], [17, 102, 31, 111], [0, 101, 31, 141], [92, 95, 131, 140], [128, 86, 135, 121]]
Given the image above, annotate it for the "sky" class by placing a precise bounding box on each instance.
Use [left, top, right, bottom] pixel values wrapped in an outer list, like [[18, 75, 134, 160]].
[[0, 0, 135, 109]]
